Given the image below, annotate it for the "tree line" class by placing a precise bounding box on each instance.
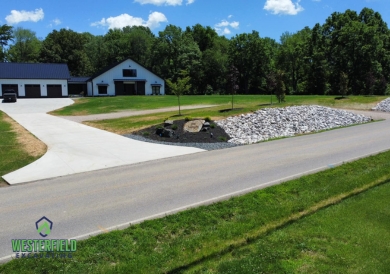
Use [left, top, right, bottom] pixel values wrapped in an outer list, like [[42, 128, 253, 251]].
[[0, 7, 389, 96]]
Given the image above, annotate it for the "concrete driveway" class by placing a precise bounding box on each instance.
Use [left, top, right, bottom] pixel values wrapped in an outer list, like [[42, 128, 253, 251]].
[[0, 99, 204, 185]]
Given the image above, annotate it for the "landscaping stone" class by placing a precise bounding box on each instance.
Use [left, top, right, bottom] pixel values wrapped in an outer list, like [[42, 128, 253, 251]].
[[216, 105, 372, 145], [184, 120, 205, 133], [372, 98, 390, 112], [164, 120, 174, 126], [156, 128, 164, 135], [162, 129, 174, 138]]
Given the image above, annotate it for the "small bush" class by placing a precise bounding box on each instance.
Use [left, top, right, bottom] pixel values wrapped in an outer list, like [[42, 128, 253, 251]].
[[218, 136, 227, 141], [143, 132, 150, 136], [172, 125, 178, 130], [204, 116, 211, 122], [185, 116, 192, 121], [210, 123, 215, 129], [156, 126, 163, 130]]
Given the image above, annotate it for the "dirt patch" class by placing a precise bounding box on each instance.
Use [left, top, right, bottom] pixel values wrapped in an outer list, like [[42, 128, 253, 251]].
[[132, 119, 231, 143], [3, 115, 47, 157]]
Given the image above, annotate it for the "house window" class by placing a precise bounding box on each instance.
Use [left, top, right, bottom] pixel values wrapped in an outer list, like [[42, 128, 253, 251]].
[[123, 69, 137, 77], [98, 85, 108, 95], [152, 86, 161, 95]]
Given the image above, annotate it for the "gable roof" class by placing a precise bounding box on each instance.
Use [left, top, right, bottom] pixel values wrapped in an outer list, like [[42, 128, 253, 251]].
[[88, 58, 164, 81], [0, 63, 71, 80]]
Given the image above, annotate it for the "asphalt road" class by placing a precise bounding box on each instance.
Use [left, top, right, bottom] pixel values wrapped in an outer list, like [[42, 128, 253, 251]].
[[1, 117, 390, 262]]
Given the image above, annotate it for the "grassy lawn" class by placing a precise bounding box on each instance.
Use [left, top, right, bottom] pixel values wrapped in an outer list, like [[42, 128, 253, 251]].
[[0, 111, 46, 186], [189, 181, 390, 274], [51, 95, 387, 116], [1, 149, 390, 273]]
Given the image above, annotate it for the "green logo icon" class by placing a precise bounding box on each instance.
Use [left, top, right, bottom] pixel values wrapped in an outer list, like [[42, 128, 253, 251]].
[[35, 216, 53, 238]]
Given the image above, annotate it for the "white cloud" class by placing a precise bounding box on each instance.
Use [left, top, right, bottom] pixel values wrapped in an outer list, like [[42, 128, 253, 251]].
[[48, 18, 61, 28], [91, 12, 168, 30], [134, 0, 195, 6], [214, 19, 239, 35], [263, 0, 304, 15], [215, 20, 239, 29], [52, 19, 61, 25], [5, 8, 44, 24]]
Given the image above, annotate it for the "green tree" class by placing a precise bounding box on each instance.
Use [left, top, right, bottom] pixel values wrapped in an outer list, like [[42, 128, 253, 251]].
[[0, 24, 13, 61], [227, 65, 239, 109], [166, 71, 191, 116], [151, 25, 201, 94], [275, 70, 286, 103], [277, 28, 311, 94], [339, 71, 349, 98], [229, 31, 273, 94], [7, 27, 41, 62], [40, 29, 93, 76]]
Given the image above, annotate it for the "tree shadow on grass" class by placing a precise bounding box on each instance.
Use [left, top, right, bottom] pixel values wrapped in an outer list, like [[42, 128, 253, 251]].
[[335, 96, 350, 100], [219, 108, 243, 113]]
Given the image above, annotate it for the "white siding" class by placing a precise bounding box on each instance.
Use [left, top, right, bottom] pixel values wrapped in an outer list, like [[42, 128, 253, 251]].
[[0, 79, 68, 97], [87, 82, 93, 96], [90, 59, 165, 96]]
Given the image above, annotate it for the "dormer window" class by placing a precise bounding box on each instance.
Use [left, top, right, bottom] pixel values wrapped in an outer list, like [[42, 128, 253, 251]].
[[123, 69, 137, 77]]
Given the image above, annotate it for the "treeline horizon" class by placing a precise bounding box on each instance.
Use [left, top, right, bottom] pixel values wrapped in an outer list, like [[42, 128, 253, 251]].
[[0, 7, 389, 96]]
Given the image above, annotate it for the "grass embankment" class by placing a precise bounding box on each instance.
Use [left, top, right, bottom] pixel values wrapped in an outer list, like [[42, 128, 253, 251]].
[[0, 111, 46, 186], [2, 150, 390, 273], [51, 95, 386, 116], [84, 95, 385, 134]]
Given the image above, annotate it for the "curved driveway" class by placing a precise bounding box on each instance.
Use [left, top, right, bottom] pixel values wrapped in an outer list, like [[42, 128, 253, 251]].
[[0, 99, 204, 184]]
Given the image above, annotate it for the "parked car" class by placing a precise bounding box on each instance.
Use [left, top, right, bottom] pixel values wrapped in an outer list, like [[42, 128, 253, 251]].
[[3, 90, 17, 103]]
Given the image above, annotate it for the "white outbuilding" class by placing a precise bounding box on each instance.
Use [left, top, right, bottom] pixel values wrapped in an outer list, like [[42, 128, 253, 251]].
[[87, 58, 165, 96]]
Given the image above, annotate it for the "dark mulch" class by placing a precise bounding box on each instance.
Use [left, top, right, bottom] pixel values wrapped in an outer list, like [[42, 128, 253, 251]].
[[132, 119, 231, 143]]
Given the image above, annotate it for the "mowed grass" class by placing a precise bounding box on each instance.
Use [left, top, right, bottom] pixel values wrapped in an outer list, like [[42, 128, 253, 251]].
[[189, 182, 390, 274], [51, 95, 387, 116], [0, 111, 44, 186], [2, 150, 390, 273]]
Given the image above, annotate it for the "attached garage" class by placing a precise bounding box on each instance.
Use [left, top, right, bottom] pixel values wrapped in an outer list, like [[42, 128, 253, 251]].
[[0, 63, 70, 98], [1, 84, 19, 97], [47, 85, 63, 98], [25, 85, 41, 98]]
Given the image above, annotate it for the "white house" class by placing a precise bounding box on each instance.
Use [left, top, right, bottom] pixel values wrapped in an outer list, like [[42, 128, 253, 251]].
[[0, 63, 70, 98], [87, 59, 165, 96]]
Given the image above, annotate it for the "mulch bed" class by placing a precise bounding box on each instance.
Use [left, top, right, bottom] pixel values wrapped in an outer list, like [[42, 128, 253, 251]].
[[132, 119, 231, 143]]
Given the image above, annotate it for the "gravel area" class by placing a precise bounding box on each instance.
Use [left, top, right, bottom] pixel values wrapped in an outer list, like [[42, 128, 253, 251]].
[[372, 98, 390, 112], [217, 105, 372, 145], [124, 134, 240, 151]]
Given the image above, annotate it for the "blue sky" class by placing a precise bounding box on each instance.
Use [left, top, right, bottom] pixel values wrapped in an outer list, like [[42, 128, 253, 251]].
[[1, 0, 389, 42]]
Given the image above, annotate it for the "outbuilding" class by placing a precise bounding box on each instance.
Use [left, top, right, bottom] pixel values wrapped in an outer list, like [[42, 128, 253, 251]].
[[0, 63, 70, 98], [87, 59, 165, 96]]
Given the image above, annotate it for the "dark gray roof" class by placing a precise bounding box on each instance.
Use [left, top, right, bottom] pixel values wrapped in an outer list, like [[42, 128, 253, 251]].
[[0, 63, 71, 79], [69, 76, 90, 83]]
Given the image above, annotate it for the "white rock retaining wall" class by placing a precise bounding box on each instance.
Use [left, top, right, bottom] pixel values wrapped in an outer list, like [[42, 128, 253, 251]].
[[372, 98, 390, 112], [216, 105, 372, 145]]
